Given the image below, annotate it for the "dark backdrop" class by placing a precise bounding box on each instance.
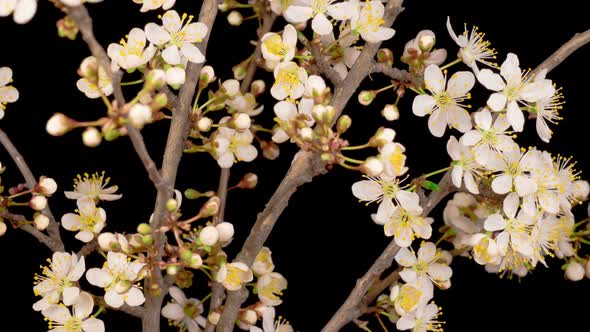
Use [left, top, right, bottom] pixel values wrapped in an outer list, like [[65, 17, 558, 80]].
[[1, 0, 589, 331]]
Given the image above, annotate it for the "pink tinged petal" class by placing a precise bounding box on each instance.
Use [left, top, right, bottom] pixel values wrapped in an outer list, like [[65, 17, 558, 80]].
[[168, 286, 187, 305], [61, 213, 81, 231], [82, 318, 105, 332], [0, 67, 13, 86], [76, 230, 95, 243], [417, 242, 437, 262], [447, 71, 475, 97], [262, 307, 276, 332], [396, 315, 416, 331], [477, 69, 505, 91], [425, 49, 447, 65], [182, 22, 208, 43], [0, 86, 18, 102], [104, 289, 124, 308], [283, 5, 313, 23], [447, 105, 473, 133], [427, 109, 446, 137], [235, 145, 258, 162], [412, 95, 435, 116], [144, 23, 170, 45], [13, 0, 36, 24], [272, 129, 289, 143], [399, 269, 418, 283], [506, 101, 524, 132], [424, 65, 445, 93], [86, 268, 113, 288], [125, 287, 146, 306], [273, 101, 297, 120], [491, 174, 513, 194], [62, 287, 80, 306], [427, 263, 452, 282], [185, 319, 202, 332], [484, 214, 506, 232], [162, 10, 182, 33], [217, 152, 235, 168], [161, 303, 184, 320], [395, 247, 417, 267], [42, 305, 71, 324], [515, 175, 537, 197], [460, 130, 482, 146], [311, 13, 332, 35], [474, 109, 492, 130], [487, 92, 507, 111], [452, 166, 463, 188], [74, 292, 94, 319], [464, 172, 479, 194], [181, 43, 205, 64], [351, 180, 382, 201], [162, 45, 181, 65], [503, 192, 520, 219]]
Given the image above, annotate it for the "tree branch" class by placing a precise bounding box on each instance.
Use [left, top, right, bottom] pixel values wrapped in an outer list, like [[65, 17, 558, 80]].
[[532, 29, 590, 77], [0, 128, 64, 251]]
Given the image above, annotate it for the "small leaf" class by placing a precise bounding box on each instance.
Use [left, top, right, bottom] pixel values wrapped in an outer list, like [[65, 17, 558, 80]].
[[421, 180, 440, 192]]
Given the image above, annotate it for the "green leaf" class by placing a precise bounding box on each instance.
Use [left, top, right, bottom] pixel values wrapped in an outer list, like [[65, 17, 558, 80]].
[[421, 180, 440, 192]]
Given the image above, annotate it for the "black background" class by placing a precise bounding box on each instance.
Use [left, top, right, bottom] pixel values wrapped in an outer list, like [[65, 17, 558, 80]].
[[1, 0, 589, 331]]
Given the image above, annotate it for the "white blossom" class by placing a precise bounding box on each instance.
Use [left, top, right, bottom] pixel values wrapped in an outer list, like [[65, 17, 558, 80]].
[[64, 172, 122, 202], [284, 0, 354, 36], [61, 197, 107, 243], [107, 28, 156, 70], [446, 17, 497, 72], [0, 66, 19, 119], [41, 291, 105, 332], [161, 286, 207, 332], [33, 252, 86, 311]]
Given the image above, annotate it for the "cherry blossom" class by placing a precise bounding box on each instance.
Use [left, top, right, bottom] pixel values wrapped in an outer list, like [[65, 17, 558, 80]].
[[33, 252, 86, 311], [161, 286, 207, 332], [41, 291, 105, 332], [64, 172, 122, 202], [0, 66, 19, 119], [107, 28, 156, 70], [284, 0, 355, 36], [61, 197, 107, 243]]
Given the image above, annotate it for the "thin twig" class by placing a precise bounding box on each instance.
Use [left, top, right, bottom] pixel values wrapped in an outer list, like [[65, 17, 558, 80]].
[[0, 210, 64, 252], [532, 29, 590, 77], [0, 128, 64, 251]]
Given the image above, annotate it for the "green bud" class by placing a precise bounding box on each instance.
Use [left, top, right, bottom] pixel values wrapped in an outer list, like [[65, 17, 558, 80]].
[[166, 198, 178, 212], [137, 223, 152, 235], [336, 115, 352, 133], [142, 234, 154, 246]]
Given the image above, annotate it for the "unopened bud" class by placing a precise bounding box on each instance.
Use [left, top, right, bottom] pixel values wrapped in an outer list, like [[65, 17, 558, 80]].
[[227, 11, 243, 26], [372, 127, 396, 146], [0, 221, 6, 236], [197, 117, 213, 132], [566, 262, 585, 281], [78, 56, 98, 79], [142, 234, 154, 246], [200, 196, 220, 217], [233, 113, 251, 131], [218, 2, 230, 12], [103, 127, 121, 141], [438, 251, 453, 265], [216, 222, 235, 243], [238, 173, 258, 189], [311, 104, 334, 124], [358, 90, 376, 106], [261, 141, 280, 160], [38, 176, 57, 195], [98, 232, 118, 251], [46, 113, 72, 136], [137, 223, 152, 235], [166, 67, 186, 88], [189, 253, 203, 269], [377, 48, 394, 66], [418, 33, 436, 52], [115, 279, 133, 294], [166, 198, 178, 212], [29, 195, 47, 211], [382, 104, 400, 121], [299, 127, 314, 142], [208, 312, 221, 325], [250, 80, 266, 96], [240, 310, 257, 326], [200, 66, 216, 87], [57, 16, 78, 40], [199, 226, 219, 246], [233, 64, 247, 80], [151, 93, 168, 110], [361, 157, 384, 176], [82, 127, 102, 147], [166, 265, 179, 276], [33, 214, 50, 231], [336, 115, 352, 133], [145, 69, 167, 90], [129, 104, 153, 129]]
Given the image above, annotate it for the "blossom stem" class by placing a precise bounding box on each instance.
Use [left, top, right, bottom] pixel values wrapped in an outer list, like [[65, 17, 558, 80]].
[[294, 54, 313, 60], [439, 58, 462, 71], [192, 87, 204, 114], [375, 314, 390, 332], [120, 79, 144, 86], [198, 98, 218, 112], [375, 84, 396, 94], [92, 305, 105, 318], [200, 267, 213, 280], [575, 217, 590, 228], [339, 162, 361, 171], [423, 166, 451, 179], [340, 155, 365, 164], [341, 143, 371, 151], [201, 292, 212, 304], [7, 188, 33, 199], [435, 227, 456, 246]]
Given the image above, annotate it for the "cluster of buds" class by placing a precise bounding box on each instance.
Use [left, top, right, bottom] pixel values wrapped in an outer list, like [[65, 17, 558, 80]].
[[56, 15, 78, 40], [98, 227, 153, 254], [400, 30, 447, 74], [564, 260, 590, 281]]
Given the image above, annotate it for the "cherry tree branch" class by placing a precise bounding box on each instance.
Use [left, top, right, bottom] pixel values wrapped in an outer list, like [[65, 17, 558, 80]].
[[532, 29, 590, 77], [215, 2, 406, 330], [0, 128, 64, 251]]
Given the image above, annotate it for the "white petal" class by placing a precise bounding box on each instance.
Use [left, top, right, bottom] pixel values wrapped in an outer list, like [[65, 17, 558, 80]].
[[460, 130, 482, 146], [503, 192, 520, 219], [484, 214, 506, 232], [42, 305, 71, 324], [447, 71, 475, 97], [161, 303, 184, 320], [0, 0, 17, 18], [477, 69, 505, 91], [283, 5, 313, 23], [168, 286, 187, 305], [162, 45, 181, 65], [311, 13, 332, 35], [491, 174, 513, 194], [61, 213, 80, 231], [0, 86, 18, 102], [62, 287, 80, 306], [424, 65, 445, 93], [144, 23, 170, 45], [427, 109, 446, 137], [125, 287, 146, 306], [351, 180, 382, 202], [474, 109, 492, 130], [0, 67, 13, 86], [464, 172, 479, 194], [181, 43, 205, 64], [82, 318, 105, 332], [75, 230, 95, 243], [235, 145, 257, 162], [13, 0, 36, 24], [399, 269, 418, 283], [500, 53, 521, 83], [104, 289, 124, 308], [162, 10, 181, 33], [217, 152, 235, 168], [395, 247, 417, 267], [487, 92, 507, 111], [417, 242, 437, 262], [273, 101, 297, 120], [427, 263, 452, 282], [74, 292, 94, 319], [412, 95, 435, 116], [452, 166, 463, 188], [447, 105, 473, 133], [85, 268, 113, 288], [182, 22, 208, 43], [396, 315, 416, 330], [506, 101, 524, 132], [515, 175, 537, 197]]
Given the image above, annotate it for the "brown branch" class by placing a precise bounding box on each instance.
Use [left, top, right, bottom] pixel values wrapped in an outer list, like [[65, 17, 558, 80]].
[[215, 2, 406, 330], [321, 171, 456, 332], [532, 29, 590, 77], [370, 63, 423, 87], [0, 128, 64, 251], [0, 210, 64, 252]]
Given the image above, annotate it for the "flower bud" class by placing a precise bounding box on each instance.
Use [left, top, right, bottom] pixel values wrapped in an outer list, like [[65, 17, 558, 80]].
[[103, 126, 121, 141], [200, 66, 216, 87], [200, 196, 221, 217], [233, 113, 251, 131], [260, 141, 280, 160], [29, 195, 47, 211], [418, 32, 436, 52], [57, 16, 78, 40], [145, 69, 167, 90], [189, 253, 203, 269], [238, 173, 258, 189], [377, 48, 394, 66], [438, 251, 453, 265], [166, 67, 186, 88], [311, 104, 329, 123], [216, 222, 235, 243], [199, 226, 219, 246], [572, 180, 590, 201], [358, 90, 376, 106], [46, 113, 72, 136], [78, 56, 98, 79], [142, 234, 154, 246], [137, 223, 152, 235], [0, 221, 6, 236], [222, 79, 241, 97], [233, 63, 247, 80], [33, 214, 50, 231], [336, 115, 352, 133], [299, 127, 314, 142], [166, 198, 178, 212], [208, 312, 221, 325], [38, 176, 57, 195], [239, 310, 257, 326], [227, 11, 243, 26], [382, 104, 400, 121], [565, 262, 585, 281], [250, 80, 265, 96], [115, 279, 133, 294], [128, 104, 153, 129], [176, 270, 194, 288], [98, 232, 119, 251], [82, 127, 102, 147], [373, 127, 396, 146], [197, 117, 213, 132], [361, 157, 384, 176]]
